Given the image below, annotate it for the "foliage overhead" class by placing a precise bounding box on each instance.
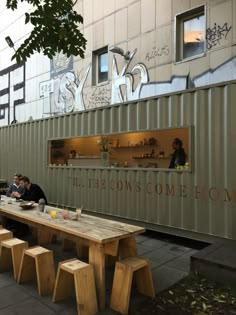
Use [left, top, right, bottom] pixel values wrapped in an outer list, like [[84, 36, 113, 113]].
[[6, 0, 87, 63]]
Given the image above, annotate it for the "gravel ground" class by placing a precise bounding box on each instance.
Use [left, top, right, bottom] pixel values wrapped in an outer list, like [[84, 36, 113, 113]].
[[128, 274, 236, 315]]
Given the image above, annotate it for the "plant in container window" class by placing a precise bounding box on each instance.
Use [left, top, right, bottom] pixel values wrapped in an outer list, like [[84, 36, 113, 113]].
[[97, 136, 112, 163], [97, 137, 113, 152]]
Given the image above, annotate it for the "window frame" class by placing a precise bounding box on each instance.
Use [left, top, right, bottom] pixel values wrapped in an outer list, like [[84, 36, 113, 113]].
[[175, 5, 206, 63], [48, 126, 192, 172], [92, 46, 108, 86]]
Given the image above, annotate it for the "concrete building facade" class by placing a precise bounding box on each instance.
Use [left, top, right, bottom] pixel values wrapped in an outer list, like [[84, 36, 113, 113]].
[[0, 0, 235, 125]]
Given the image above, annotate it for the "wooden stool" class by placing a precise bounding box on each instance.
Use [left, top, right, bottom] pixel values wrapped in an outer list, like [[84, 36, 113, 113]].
[[0, 238, 28, 280], [0, 228, 13, 242], [53, 258, 98, 315], [18, 246, 55, 296], [110, 257, 155, 315]]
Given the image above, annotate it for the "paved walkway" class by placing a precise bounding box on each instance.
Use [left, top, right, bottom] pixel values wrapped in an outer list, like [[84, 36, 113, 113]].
[[0, 231, 203, 315]]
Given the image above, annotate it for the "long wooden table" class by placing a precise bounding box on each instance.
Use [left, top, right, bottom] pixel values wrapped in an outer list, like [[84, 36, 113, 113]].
[[0, 200, 145, 310]]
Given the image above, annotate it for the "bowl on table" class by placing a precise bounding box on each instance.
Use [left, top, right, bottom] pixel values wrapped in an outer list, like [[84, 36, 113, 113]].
[[19, 201, 35, 210]]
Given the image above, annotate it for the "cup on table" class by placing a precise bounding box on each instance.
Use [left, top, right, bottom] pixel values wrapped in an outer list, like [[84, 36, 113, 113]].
[[50, 210, 57, 219], [62, 209, 69, 220], [76, 207, 82, 218]]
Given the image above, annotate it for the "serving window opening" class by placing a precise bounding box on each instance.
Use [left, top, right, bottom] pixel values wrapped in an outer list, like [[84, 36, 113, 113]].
[[48, 127, 191, 170]]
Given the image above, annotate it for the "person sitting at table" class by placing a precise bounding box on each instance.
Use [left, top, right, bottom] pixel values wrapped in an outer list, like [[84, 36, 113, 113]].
[[6, 173, 24, 197], [169, 138, 186, 169], [4, 173, 27, 236], [12, 176, 47, 204]]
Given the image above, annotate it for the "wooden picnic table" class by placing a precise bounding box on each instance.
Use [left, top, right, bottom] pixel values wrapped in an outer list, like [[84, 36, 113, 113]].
[[0, 199, 145, 310]]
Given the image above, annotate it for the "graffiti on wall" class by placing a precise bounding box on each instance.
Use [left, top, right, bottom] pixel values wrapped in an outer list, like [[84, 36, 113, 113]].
[[50, 53, 74, 78], [111, 49, 149, 104], [41, 48, 183, 112], [145, 45, 169, 62], [1, 19, 235, 124], [193, 57, 236, 87], [39, 48, 236, 114], [0, 63, 25, 124], [40, 64, 91, 117], [206, 22, 232, 50], [83, 86, 111, 109], [47, 53, 91, 114], [111, 48, 188, 103]]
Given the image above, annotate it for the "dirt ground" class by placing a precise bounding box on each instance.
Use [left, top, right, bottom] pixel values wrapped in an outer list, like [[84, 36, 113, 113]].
[[129, 274, 236, 315]]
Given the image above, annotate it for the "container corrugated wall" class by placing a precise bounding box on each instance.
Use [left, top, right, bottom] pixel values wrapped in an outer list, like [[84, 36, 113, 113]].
[[0, 81, 235, 240]]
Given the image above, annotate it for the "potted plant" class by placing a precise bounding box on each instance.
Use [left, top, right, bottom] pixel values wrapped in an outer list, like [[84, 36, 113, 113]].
[[97, 137, 112, 164]]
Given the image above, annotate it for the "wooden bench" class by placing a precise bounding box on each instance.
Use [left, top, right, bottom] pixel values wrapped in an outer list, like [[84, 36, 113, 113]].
[[0, 238, 28, 280], [18, 246, 55, 295], [53, 258, 98, 315], [110, 257, 155, 315]]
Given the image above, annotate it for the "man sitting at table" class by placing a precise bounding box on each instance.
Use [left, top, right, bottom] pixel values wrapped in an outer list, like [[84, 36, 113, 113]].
[[12, 176, 47, 204], [4, 173, 26, 235], [6, 173, 24, 197]]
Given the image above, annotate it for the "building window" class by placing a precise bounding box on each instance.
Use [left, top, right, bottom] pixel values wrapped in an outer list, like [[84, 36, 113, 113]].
[[175, 5, 205, 62], [48, 127, 191, 171], [92, 47, 108, 85]]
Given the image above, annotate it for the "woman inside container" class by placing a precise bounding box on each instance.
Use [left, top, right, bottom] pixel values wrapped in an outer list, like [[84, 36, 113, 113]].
[[70, 150, 76, 158], [169, 138, 186, 168]]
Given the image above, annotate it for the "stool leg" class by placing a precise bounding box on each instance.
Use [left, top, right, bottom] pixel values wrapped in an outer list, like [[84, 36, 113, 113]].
[[35, 251, 55, 296], [135, 265, 155, 298], [110, 262, 133, 315], [0, 247, 12, 272], [11, 242, 28, 281], [53, 268, 74, 302], [18, 254, 36, 283], [74, 265, 98, 315]]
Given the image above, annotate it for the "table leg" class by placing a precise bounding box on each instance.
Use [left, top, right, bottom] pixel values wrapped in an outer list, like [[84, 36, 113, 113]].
[[37, 228, 55, 245], [89, 241, 105, 311]]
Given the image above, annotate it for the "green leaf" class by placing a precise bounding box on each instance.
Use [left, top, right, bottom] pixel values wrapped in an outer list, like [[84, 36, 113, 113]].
[[186, 289, 196, 293], [202, 302, 207, 311], [200, 295, 208, 301], [6, 0, 87, 63]]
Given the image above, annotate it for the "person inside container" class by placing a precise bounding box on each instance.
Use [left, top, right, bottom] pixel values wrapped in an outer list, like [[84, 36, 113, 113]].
[[12, 176, 47, 204], [70, 150, 76, 158], [169, 138, 186, 168], [6, 173, 24, 197]]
